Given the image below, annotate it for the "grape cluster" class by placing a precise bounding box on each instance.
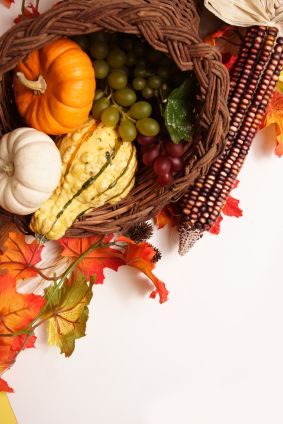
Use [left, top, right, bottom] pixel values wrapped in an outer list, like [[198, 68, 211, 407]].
[[78, 32, 182, 143], [137, 134, 185, 186]]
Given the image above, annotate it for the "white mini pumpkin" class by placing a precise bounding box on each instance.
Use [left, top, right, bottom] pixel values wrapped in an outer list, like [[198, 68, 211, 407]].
[[0, 127, 62, 215]]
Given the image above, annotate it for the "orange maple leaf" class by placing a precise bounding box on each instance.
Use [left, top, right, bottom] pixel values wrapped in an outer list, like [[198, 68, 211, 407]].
[[59, 235, 124, 283], [261, 91, 283, 157], [0, 232, 43, 279], [0, 272, 45, 336], [155, 205, 178, 230], [0, 378, 13, 393], [119, 237, 169, 304], [204, 25, 234, 46], [0, 272, 45, 391]]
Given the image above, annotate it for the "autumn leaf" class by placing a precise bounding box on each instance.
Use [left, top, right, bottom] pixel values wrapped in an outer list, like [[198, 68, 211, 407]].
[[276, 70, 283, 94], [209, 180, 242, 235], [10, 334, 36, 352], [155, 205, 178, 229], [222, 196, 243, 217], [0, 232, 43, 279], [59, 236, 124, 283], [204, 25, 234, 46], [0, 272, 44, 391], [0, 272, 45, 336], [260, 91, 283, 157], [14, 2, 40, 23], [222, 52, 238, 71], [0, 378, 13, 393], [119, 237, 169, 304], [209, 215, 223, 235], [42, 272, 93, 357]]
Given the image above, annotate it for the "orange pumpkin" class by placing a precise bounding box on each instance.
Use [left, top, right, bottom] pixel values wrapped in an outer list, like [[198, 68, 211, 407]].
[[13, 38, 96, 135]]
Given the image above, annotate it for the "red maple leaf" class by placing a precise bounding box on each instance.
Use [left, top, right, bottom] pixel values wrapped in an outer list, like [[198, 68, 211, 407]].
[[59, 235, 124, 283], [0, 378, 13, 393], [0, 232, 43, 279], [11, 334, 36, 351], [119, 237, 169, 304], [209, 180, 242, 235], [222, 196, 243, 217], [14, 2, 40, 24], [222, 52, 238, 71], [209, 215, 223, 235]]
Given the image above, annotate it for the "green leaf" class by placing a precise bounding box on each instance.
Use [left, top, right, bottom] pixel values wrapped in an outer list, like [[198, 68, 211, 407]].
[[164, 78, 194, 144], [43, 272, 94, 357]]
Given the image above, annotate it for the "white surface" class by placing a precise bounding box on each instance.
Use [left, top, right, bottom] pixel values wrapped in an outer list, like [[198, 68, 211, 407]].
[[1, 3, 283, 424]]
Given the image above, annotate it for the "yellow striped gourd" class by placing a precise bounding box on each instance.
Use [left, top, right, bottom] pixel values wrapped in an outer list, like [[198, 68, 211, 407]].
[[30, 118, 137, 240]]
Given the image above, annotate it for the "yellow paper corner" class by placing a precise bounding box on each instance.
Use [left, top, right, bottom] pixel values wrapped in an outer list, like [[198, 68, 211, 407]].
[[0, 393, 17, 424]]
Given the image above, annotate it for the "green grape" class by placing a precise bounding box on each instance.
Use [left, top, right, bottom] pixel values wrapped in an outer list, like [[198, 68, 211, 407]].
[[93, 60, 110, 79], [128, 101, 152, 119], [91, 97, 110, 120], [114, 88, 137, 107], [132, 77, 146, 91], [107, 70, 127, 90], [101, 107, 120, 127], [142, 86, 154, 99], [107, 48, 127, 68], [136, 118, 160, 136], [147, 75, 162, 89], [126, 52, 136, 67], [122, 37, 134, 51], [72, 36, 89, 52], [116, 66, 129, 77], [94, 89, 104, 101], [134, 65, 149, 78], [90, 40, 109, 60], [119, 119, 137, 142]]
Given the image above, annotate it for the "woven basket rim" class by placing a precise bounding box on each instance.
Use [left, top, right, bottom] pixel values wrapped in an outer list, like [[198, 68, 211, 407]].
[[0, 0, 230, 237]]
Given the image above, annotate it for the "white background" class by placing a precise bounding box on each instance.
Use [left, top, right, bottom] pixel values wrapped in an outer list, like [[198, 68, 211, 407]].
[[1, 2, 283, 423]]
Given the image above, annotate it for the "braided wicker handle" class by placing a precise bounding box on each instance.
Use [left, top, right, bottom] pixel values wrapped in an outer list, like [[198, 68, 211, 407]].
[[0, 0, 230, 236]]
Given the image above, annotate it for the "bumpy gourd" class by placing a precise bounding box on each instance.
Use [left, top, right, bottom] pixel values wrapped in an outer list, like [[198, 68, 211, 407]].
[[0, 128, 61, 215], [30, 118, 137, 240]]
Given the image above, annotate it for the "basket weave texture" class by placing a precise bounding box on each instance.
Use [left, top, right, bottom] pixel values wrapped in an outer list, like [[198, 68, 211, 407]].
[[0, 0, 230, 237]]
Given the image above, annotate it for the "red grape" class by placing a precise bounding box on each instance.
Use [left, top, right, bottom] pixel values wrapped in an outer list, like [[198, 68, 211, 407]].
[[153, 156, 171, 176], [142, 146, 160, 165], [169, 156, 185, 172], [156, 173, 173, 186], [141, 143, 156, 154], [164, 141, 184, 158], [137, 134, 156, 146]]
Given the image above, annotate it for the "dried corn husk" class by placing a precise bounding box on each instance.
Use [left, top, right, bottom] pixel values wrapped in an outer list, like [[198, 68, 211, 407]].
[[204, 0, 283, 35]]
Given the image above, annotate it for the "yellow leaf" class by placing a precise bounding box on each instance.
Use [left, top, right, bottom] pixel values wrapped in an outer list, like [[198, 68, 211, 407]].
[[43, 272, 93, 357]]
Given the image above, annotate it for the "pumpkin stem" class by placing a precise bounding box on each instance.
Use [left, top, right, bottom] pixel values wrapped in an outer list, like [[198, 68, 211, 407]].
[[1, 162, 15, 177], [16, 72, 47, 95]]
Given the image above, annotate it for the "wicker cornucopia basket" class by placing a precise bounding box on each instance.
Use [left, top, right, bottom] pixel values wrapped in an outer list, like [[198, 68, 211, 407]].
[[0, 0, 230, 237]]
